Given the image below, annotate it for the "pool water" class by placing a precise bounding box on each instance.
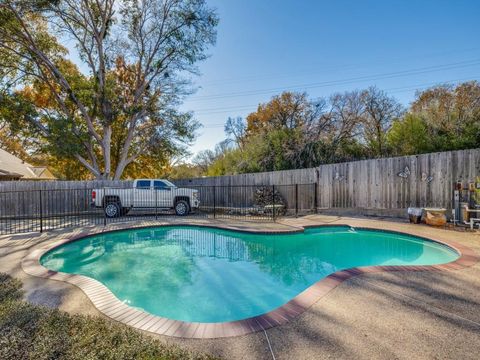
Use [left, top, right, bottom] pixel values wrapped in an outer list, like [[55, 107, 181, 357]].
[[41, 226, 458, 323]]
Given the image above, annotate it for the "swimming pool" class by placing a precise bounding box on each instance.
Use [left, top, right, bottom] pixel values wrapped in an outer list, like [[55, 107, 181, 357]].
[[40, 225, 459, 323]]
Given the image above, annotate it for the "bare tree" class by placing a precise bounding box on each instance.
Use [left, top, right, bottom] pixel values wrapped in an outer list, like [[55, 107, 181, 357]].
[[224, 116, 246, 149], [192, 149, 216, 173], [323, 90, 365, 158], [361, 86, 404, 156]]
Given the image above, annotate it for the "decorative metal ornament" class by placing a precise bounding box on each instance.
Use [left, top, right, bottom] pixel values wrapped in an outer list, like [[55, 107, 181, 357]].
[[334, 171, 345, 181], [397, 166, 410, 178], [421, 172, 433, 183]]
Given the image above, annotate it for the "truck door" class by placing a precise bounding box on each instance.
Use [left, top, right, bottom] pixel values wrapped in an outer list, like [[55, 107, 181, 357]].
[[153, 180, 172, 208], [134, 180, 154, 207]]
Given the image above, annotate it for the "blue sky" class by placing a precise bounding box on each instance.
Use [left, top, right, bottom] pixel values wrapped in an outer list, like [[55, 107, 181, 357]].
[[180, 0, 480, 157]]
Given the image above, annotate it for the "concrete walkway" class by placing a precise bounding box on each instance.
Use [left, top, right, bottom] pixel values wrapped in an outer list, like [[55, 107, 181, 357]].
[[1, 215, 479, 359]]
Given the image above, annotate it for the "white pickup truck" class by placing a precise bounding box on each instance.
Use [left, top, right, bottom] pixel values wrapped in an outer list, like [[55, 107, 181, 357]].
[[92, 179, 199, 217]]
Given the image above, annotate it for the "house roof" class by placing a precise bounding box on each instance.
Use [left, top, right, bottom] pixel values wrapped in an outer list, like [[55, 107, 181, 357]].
[[0, 148, 56, 180], [0, 168, 22, 180]]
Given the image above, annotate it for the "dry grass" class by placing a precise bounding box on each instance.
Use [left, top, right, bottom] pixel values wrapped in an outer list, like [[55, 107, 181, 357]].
[[0, 273, 217, 360]]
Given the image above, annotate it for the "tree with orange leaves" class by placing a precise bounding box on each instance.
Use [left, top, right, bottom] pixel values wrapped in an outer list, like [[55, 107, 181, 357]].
[[0, 0, 218, 179]]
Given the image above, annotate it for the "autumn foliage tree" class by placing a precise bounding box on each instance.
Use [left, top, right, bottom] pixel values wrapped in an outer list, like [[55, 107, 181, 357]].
[[204, 91, 362, 174], [0, 0, 218, 179], [203, 82, 480, 176], [409, 81, 480, 150]]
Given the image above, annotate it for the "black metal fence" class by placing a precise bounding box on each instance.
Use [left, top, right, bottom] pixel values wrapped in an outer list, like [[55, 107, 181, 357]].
[[0, 183, 318, 235]]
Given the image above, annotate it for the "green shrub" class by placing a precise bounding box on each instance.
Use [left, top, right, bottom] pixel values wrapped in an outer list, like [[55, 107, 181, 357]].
[[0, 273, 217, 360]]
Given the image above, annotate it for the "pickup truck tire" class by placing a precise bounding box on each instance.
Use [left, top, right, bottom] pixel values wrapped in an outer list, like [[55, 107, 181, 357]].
[[174, 200, 190, 216], [105, 202, 120, 218]]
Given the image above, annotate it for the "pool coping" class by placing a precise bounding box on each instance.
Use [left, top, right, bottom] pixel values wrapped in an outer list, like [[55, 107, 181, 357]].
[[21, 223, 479, 339]]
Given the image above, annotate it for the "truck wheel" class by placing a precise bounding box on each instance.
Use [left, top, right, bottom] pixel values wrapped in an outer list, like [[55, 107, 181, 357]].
[[174, 200, 190, 216], [105, 202, 120, 218]]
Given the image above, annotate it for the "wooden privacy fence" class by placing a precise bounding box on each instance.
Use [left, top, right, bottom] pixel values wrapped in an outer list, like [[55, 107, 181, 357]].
[[185, 184, 316, 216], [0, 149, 477, 220], [0, 184, 316, 219], [176, 149, 480, 218], [0, 184, 289, 234], [0, 180, 133, 192], [0, 181, 132, 218]]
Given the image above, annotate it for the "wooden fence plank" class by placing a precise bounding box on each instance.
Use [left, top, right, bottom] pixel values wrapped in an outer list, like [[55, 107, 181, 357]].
[[1, 149, 478, 219], [174, 149, 479, 217]]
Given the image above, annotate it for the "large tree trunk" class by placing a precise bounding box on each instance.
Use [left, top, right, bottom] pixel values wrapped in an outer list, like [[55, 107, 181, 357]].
[[113, 159, 128, 180], [0, 0, 217, 180], [75, 154, 101, 178], [102, 125, 112, 179]]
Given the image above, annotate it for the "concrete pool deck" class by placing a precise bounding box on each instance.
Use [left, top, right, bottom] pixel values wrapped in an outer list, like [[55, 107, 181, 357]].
[[1, 215, 479, 359]]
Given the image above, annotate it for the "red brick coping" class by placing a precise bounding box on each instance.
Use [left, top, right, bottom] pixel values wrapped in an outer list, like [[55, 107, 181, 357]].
[[21, 224, 479, 339]]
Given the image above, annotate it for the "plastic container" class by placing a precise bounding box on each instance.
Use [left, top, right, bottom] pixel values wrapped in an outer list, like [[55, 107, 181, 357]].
[[407, 207, 423, 224], [424, 208, 447, 227]]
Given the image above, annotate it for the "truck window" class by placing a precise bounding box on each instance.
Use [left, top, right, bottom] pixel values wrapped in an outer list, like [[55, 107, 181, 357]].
[[154, 180, 169, 190], [136, 180, 151, 189], [162, 180, 177, 188]]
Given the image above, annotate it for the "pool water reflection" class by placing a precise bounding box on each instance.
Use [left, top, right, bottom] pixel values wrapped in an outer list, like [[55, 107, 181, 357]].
[[41, 226, 458, 322]]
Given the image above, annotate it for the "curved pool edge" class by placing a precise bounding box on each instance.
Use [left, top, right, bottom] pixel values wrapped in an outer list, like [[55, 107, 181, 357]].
[[21, 223, 479, 339]]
